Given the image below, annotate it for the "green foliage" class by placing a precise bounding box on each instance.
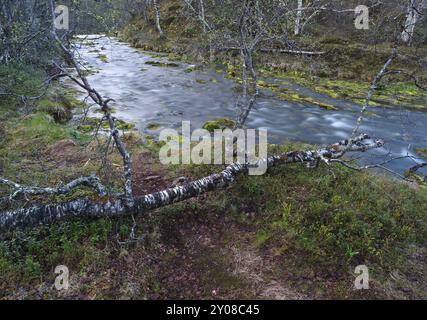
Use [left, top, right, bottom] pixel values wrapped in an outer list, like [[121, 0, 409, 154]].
[[263, 69, 427, 110], [0, 219, 113, 284], [225, 159, 427, 271], [0, 62, 45, 97], [0, 63, 46, 118], [10, 113, 78, 149], [170, 143, 427, 277]]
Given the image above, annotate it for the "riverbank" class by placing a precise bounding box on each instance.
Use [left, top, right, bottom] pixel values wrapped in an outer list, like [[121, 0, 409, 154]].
[[119, 1, 427, 111]]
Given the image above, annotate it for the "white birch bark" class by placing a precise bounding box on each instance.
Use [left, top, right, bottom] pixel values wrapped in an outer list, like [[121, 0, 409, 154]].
[[294, 0, 303, 35], [401, 0, 427, 45], [152, 0, 164, 37]]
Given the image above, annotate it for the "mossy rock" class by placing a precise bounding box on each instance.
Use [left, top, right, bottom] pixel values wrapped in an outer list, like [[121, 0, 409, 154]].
[[82, 41, 97, 47], [416, 148, 427, 158], [302, 97, 337, 111], [146, 123, 161, 130], [202, 118, 236, 133], [78, 124, 94, 133], [98, 54, 109, 63], [80, 68, 99, 77], [145, 60, 179, 67], [185, 65, 198, 73], [279, 92, 337, 110]]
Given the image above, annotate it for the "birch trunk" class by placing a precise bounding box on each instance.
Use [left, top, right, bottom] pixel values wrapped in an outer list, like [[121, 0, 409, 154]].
[[152, 0, 164, 37], [294, 0, 303, 36], [199, 0, 206, 33], [401, 0, 426, 45]]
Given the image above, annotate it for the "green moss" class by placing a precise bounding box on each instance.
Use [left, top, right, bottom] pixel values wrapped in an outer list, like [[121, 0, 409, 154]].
[[279, 92, 337, 110], [416, 148, 427, 158], [266, 70, 427, 110], [116, 120, 136, 131], [257, 80, 280, 90], [0, 219, 113, 286], [77, 117, 135, 133], [98, 53, 109, 63], [202, 118, 236, 132], [16, 113, 69, 144], [167, 52, 182, 61]]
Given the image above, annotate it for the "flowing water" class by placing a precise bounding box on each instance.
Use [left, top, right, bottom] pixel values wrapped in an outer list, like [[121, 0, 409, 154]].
[[74, 35, 427, 175]]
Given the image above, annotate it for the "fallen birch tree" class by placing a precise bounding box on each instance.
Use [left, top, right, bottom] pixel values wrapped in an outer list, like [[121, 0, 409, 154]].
[[0, 134, 383, 232]]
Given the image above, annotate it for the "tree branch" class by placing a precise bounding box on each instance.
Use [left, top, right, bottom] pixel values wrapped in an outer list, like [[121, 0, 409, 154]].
[[0, 175, 107, 200]]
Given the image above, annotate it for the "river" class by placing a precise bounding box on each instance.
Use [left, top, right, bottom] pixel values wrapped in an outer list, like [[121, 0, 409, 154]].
[[74, 35, 427, 175]]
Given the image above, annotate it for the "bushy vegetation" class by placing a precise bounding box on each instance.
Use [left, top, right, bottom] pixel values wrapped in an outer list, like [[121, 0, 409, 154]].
[[180, 143, 427, 271]]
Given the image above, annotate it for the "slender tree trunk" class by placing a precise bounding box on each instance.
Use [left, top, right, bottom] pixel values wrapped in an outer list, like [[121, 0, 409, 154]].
[[141, 0, 149, 23], [152, 0, 164, 37], [198, 0, 206, 33], [0, 0, 13, 63], [294, 0, 303, 36]]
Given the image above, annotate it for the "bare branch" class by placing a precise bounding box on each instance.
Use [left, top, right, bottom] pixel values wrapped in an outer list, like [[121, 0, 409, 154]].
[[48, 0, 135, 207], [0, 175, 107, 200]]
